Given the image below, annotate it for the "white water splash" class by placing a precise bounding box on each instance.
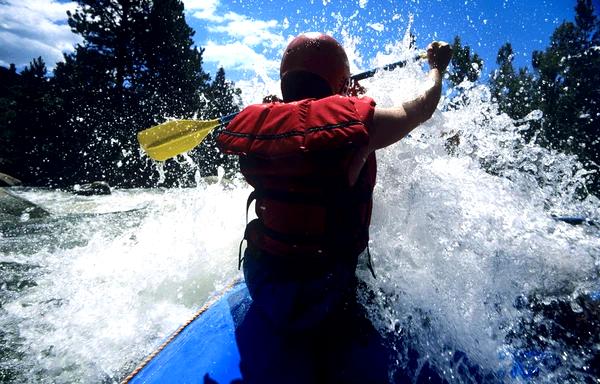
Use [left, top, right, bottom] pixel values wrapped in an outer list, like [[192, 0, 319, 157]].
[[1, 183, 250, 382], [1, 21, 599, 384], [354, 55, 599, 382]]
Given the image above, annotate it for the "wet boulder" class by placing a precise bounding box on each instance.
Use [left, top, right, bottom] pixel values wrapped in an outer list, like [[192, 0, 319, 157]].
[[0, 188, 49, 219], [72, 181, 112, 196], [0, 172, 22, 187]]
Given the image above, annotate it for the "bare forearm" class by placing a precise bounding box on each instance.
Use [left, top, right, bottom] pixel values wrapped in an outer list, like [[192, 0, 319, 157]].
[[402, 68, 443, 125], [359, 40, 451, 157], [368, 68, 443, 151]]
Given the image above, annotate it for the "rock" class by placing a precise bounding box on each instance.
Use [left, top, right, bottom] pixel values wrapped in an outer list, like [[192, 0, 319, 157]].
[[0, 172, 22, 187], [72, 181, 112, 196], [0, 188, 49, 218]]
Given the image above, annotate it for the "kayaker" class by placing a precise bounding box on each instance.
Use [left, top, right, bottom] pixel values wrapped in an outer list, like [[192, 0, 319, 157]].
[[217, 32, 452, 383]]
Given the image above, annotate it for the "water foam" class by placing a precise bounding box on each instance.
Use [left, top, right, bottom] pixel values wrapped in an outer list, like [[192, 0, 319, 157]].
[[1, 182, 249, 382], [1, 26, 599, 384], [355, 58, 599, 382]]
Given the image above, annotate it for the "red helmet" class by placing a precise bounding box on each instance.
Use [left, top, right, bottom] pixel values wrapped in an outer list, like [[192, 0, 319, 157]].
[[280, 32, 350, 95]]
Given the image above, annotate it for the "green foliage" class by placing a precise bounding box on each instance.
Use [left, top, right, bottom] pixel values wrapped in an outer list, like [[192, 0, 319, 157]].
[[195, 67, 242, 177], [0, 65, 20, 171], [532, 0, 600, 159], [0, 0, 242, 187], [55, 0, 214, 186], [490, 0, 600, 190], [202, 67, 242, 119], [490, 43, 538, 121], [448, 36, 483, 86], [15, 58, 59, 180], [134, 0, 210, 122], [0, 58, 64, 180]]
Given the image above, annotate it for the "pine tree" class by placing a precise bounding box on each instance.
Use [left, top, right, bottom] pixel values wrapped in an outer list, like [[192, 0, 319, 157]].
[[202, 67, 241, 119], [194, 67, 242, 177], [15, 57, 55, 181], [135, 0, 210, 125], [0, 58, 61, 184], [490, 43, 538, 121], [54, 0, 213, 187], [0, 64, 20, 174], [447, 36, 483, 87], [54, 0, 143, 185], [531, 0, 600, 189], [129, 0, 213, 186]]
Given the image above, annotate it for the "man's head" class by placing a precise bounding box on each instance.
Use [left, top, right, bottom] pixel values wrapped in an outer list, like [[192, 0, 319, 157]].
[[280, 32, 350, 102]]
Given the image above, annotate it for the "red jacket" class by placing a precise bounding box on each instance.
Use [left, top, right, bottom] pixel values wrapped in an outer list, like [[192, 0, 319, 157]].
[[217, 95, 377, 258]]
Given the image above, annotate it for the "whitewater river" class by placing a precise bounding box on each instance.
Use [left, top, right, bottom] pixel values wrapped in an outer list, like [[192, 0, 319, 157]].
[[2, 49, 600, 383]]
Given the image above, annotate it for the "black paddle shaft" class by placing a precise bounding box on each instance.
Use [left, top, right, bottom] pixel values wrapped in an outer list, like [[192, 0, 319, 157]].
[[351, 55, 423, 81], [218, 55, 424, 128]]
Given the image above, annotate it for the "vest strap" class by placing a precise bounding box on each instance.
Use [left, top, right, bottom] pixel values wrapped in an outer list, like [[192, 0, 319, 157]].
[[251, 219, 328, 244], [238, 237, 245, 270], [245, 190, 257, 225], [238, 190, 258, 270], [252, 186, 373, 207], [366, 246, 376, 279]]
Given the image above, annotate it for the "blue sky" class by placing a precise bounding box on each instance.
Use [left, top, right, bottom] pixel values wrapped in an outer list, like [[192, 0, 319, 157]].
[[0, 0, 589, 84]]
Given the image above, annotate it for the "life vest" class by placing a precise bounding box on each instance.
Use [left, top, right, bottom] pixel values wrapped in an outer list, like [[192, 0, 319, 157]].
[[217, 95, 377, 261]]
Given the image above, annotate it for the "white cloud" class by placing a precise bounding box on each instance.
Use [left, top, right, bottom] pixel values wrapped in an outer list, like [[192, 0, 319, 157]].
[[190, 2, 287, 88], [0, 0, 80, 68], [208, 12, 285, 49], [183, 0, 223, 22], [183, 0, 220, 12], [184, 0, 287, 84], [203, 41, 279, 74]]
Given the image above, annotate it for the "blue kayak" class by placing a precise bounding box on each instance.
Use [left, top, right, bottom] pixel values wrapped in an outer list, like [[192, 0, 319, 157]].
[[119, 281, 507, 384], [122, 278, 497, 384], [122, 279, 600, 383], [124, 280, 246, 384], [123, 279, 396, 384]]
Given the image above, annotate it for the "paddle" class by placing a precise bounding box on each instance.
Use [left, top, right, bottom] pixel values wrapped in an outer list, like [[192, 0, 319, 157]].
[[137, 114, 238, 161], [138, 54, 427, 161]]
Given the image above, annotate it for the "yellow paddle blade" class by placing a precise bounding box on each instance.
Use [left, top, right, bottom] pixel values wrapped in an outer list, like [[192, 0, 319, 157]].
[[137, 119, 221, 161]]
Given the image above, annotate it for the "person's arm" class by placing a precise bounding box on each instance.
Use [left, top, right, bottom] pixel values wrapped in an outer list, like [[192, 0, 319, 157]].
[[347, 41, 452, 185], [369, 69, 442, 150], [369, 41, 452, 151]]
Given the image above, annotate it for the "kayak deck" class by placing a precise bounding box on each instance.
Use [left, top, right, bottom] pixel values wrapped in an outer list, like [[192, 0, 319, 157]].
[[124, 280, 246, 384], [123, 278, 600, 383]]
